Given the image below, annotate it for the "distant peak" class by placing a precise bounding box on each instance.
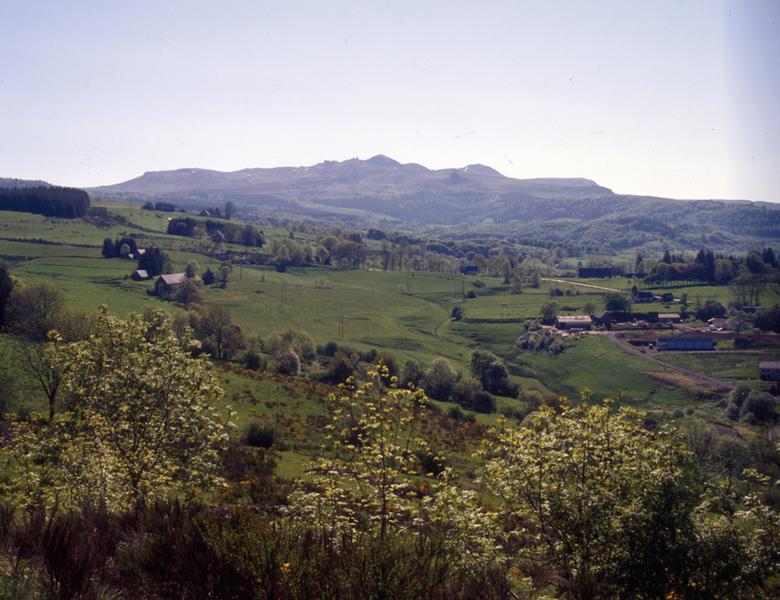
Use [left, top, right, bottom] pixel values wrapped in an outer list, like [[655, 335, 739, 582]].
[[366, 154, 401, 167], [461, 163, 504, 177]]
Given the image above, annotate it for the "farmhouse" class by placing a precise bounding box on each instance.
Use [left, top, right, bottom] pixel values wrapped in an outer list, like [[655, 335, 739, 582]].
[[657, 335, 714, 351], [155, 273, 187, 298], [555, 315, 592, 330], [132, 269, 149, 281], [633, 291, 656, 303], [658, 313, 681, 324], [578, 266, 613, 278], [592, 310, 632, 327], [759, 361, 780, 382]]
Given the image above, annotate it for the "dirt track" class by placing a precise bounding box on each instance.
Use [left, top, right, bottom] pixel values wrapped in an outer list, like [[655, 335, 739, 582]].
[[600, 331, 734, 393], [542, 277, 629, 293]]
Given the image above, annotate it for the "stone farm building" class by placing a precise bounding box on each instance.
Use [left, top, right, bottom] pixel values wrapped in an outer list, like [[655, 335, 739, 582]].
[[555, 315, 593, 330], [658, 313, 681, 324], [155, 273, 187, 298], [657, 335, 714, 351], [759, 361, 780, 382], [132, 269, 149, 281]]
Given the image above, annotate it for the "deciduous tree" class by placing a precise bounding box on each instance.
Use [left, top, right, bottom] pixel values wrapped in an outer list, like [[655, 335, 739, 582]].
[[4, 308, 231, 512]]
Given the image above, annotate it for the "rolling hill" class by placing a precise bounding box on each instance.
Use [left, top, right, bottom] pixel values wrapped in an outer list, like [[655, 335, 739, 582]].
[[12, 154, 771, 251], [87, 155, 618, 224]]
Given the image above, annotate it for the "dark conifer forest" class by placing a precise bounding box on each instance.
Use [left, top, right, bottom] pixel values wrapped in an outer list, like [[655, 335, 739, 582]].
[[0, 186, 90, 218]]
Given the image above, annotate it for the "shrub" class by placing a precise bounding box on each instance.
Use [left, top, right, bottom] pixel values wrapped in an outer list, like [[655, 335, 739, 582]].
[[465, 391, 496, 413], [245, 422, 276, 449], [726, 402, 740, 421], [447, 405, 466, 421], [401, 359, 423, 388], [321, 352, 355, 385], [244, 350, 265, 370], [740, 390, 777, 423], [421, 359, 458, 402], [268, 330, 316, 361], [416, 450, 445, 476], [276, 351, 301, 376], [695, 300, 726, 321]]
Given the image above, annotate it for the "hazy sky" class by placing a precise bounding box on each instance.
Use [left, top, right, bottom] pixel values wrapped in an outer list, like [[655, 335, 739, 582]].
[[1, 0, 778, 201]]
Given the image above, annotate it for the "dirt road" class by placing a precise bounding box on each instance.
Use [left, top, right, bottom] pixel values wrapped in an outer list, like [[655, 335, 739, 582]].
[[542, 278, 629, 293], [600, 331, 734, 393]]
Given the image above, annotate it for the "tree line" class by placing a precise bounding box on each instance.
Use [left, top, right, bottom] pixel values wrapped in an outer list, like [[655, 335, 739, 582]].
[[0, 185, 90, 218], [167, 217, 264, 247]]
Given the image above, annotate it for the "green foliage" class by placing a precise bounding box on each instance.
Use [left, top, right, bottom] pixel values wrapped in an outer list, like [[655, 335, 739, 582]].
[[2, 308, 232, 512], [0, 185, 90, 218], [481, 400, 780, 598], [603, 291, 630, 312], [267, 329, 316, 362], [245, 422, 277, 449], [243, 349, 265, 370], [539, 300, 557, 321], [174, 277, 202, 308], [516, 324, 568, 355], [5, 281, 65, 341], [275, 350, 300, 376], [202, 267, 216, 285], [400, 359, 423, 388], [184, 260, 199, 278], [0, 262, 13, 330], [138, 246, 169, 277], [191, 305, 244, 360], [420, 358, 458, 401], [726, 384, 777, 423], [695, 299, 727, 321], [320, 351, 355, 385], [470, 350, 516, 397]]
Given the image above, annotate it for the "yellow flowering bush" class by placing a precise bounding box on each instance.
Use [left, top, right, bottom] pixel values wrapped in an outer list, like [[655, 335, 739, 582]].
[[2, 308, 233, 512]]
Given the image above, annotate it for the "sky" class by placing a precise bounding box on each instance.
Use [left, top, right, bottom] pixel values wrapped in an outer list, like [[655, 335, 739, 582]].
[[1, 0, 778, 202]]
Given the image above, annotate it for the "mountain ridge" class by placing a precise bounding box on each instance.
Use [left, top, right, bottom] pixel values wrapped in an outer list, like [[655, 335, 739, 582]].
[[81, 155, 780, 250], [88, 154, 616, 222]]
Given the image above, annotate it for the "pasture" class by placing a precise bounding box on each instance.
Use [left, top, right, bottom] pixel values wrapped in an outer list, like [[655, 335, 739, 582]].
[[5, 207, 779, 436]]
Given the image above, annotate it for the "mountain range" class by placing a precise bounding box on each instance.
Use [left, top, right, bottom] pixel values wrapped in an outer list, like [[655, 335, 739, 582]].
[[89, 154, 623, 225], [4, 155, 779, 251]]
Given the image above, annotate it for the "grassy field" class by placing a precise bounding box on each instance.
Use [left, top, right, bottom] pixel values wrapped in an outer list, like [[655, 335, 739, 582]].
[[663, 350, 780, 383], [4, 208, 779, 448]]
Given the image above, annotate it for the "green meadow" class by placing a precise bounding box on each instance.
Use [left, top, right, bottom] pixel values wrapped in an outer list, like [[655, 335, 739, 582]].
[[4, 208, 779, 437]]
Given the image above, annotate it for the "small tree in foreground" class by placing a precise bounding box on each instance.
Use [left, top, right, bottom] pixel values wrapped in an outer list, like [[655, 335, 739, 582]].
[[480, 400, 780, 599], [285, 364, 501, 577], [3, 308, 232, 512]]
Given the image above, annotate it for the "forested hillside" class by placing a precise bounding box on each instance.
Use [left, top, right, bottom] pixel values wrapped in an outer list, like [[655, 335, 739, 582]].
[[0, 185, 90, 218]]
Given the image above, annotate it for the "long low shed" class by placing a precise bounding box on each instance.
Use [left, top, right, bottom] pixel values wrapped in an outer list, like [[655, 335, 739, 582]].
[[657, 336, 715, 351], [759, 361, 780, 381]]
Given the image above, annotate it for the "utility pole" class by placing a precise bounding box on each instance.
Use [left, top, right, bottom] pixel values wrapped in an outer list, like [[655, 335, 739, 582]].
[[338, 314, 345, 339]]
